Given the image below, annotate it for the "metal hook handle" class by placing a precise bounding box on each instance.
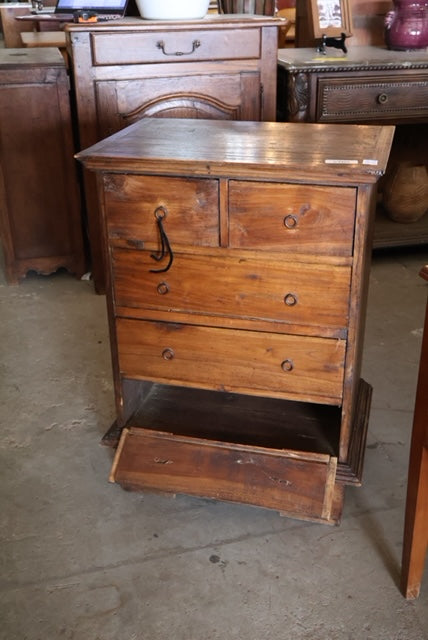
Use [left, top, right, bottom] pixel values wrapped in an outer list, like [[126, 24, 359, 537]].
[[150, 207, 174, 273], [156, 39, 201, 57]]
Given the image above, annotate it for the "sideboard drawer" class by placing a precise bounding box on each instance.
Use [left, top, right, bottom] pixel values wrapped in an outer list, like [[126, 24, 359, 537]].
[[112, 249, 351, 331], [91, 28, 261, 66], [229, 181, 356, 256], [111, 426, 338, 521], [116, 318, 346, 404], [317, 76, 428, 123], [105, 174, 219, 249]]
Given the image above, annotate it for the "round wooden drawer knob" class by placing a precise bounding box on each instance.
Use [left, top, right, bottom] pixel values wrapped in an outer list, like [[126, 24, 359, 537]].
[[157, 282, 170, 295], [283, 214, 298, 229], [284, 293, 298, 306], [162, 348, 175, 361], [281, 359, 294, 372]]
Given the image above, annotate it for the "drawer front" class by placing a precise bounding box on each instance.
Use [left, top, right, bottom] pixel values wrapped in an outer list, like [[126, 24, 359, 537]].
[[104, 174, 219, 248], [317, 76, 428, 122], [111, 427, 338, 523], [228, 181, 356, 256], [112, 249, 351, 330], [91, 29, 261, 66], [116, 319, 346, 404]]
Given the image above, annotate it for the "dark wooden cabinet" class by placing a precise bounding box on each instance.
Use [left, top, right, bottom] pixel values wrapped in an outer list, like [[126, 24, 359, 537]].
[[66, 15, 280, 293], [77, 118, 394, 524], [277, 45, 428, 249], [0, 48, 85, 284]]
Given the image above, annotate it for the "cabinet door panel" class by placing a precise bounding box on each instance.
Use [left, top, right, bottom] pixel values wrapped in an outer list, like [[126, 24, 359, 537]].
[[105, 174, 219, 248], [112, 248, 351, 331], [229, 181, 356, 256], [95, 73, 261, 137], [116, 318, 346, 404]]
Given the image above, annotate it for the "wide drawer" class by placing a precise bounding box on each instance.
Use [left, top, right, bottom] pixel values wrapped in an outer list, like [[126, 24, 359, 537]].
[[110, 426, 338, 522], [112, 248, 351, 331], [104, 174, 219, 249], [91, 28, 261, 65], [317, 75, 428, 122], [116, 318, 346, 404], [228, 181, 356, 256]]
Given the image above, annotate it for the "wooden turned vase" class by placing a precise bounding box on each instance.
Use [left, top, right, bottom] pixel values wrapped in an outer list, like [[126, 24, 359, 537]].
[[382, 162, 428, 223]]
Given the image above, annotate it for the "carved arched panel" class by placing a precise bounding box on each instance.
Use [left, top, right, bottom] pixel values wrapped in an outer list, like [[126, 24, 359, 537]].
[[121, 94, 241, 123], [95, 73, 260, 139]]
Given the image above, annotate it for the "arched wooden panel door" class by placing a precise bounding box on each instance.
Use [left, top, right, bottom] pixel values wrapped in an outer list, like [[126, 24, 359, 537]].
[[95, 73, 261, 138]]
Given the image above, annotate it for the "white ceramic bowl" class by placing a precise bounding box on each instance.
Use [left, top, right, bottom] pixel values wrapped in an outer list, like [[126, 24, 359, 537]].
[[136, 0, 210, 19]]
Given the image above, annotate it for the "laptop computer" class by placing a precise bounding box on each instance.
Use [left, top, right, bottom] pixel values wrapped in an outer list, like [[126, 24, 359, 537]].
[[31, 0, 129, 20]]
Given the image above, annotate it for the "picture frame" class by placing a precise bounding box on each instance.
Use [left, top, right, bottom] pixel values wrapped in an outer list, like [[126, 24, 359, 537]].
[[308, 0, 353, 38]]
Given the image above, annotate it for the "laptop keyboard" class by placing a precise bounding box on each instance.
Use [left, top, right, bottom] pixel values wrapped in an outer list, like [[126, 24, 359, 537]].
[[97, 14, 123, 21]]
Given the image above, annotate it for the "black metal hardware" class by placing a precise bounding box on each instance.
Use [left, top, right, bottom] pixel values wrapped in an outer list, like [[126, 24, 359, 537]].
[[150, 206, 174, 273], [156, 40, 201, 57]]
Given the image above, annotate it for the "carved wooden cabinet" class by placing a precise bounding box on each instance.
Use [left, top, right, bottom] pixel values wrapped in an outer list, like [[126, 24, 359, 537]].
[[66, 15, 280, 292], [0, 48, 85, 284], [277, 45, 428, 249], [77, 118, 394, 524]]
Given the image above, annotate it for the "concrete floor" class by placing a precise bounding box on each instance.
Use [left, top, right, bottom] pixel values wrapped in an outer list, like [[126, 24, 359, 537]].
[[1, 247, 428, 639]]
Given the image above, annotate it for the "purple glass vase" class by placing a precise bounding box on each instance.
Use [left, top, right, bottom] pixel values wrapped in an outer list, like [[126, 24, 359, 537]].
[[385, 0, 428, 50]]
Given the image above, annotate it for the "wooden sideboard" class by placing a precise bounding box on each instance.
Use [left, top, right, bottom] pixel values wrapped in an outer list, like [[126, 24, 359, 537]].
[[277, 45, 428, 249], [77, 118, 394, 523], [66, 15, 280, 293], [0, 48, 85, 284]]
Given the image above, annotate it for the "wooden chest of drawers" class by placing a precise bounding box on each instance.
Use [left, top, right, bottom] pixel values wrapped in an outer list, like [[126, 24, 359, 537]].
[[77, 118, 394, 524]]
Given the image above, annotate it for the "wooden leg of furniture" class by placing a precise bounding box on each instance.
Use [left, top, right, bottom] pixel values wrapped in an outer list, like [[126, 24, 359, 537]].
[[0, 5, 34, 48], [400, 266, 428, 599]]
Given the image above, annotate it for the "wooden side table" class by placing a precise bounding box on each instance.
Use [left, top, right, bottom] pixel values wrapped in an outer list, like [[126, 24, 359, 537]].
[[21, 30, 68, 64], [277, 45, 428, 249], [21, 30, 66, 48], [401, 265, 428, 599]]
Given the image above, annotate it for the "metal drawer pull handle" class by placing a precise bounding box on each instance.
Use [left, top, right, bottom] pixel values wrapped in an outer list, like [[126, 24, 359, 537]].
[[150, 206, 174, 273], [283, 214, 298, 229], [284, 293, 298, 306], [377, 93, 389, 104], [162, 348, 175, 361], [157, 282, 169, 295], [281, 359, 294, 372], [156, 39, 201, 57]]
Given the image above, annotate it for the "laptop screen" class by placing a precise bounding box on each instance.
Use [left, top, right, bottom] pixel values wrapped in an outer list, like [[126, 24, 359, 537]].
[[55, 0, 128, 14]]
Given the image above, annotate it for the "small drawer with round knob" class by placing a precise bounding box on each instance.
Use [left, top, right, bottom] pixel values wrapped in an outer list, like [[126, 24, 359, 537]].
[[229, 180, 356, 256], [317, 75, 428, 123]]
